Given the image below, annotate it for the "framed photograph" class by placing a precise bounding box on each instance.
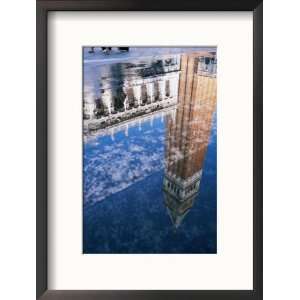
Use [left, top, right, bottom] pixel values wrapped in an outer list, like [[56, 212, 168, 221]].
[[37, 0, 262, 299]]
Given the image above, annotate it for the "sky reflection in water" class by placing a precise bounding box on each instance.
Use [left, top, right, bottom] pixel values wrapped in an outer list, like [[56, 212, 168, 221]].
[[83, 112, 216, 253]]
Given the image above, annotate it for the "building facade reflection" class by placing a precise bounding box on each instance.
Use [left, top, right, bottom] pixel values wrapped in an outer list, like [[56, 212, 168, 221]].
[[83, 54, 181, 131], [163, 52, 217, 228]]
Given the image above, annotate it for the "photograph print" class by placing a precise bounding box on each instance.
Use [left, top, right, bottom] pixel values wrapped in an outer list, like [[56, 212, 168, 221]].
[[83, 47, 217, 254]]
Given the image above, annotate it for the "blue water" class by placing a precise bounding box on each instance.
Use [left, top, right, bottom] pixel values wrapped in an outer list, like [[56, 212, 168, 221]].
[[83, 112, 217, 253]]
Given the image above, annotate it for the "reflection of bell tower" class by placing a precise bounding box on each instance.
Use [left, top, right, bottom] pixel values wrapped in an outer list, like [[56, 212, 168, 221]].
[[163, 52, 217, 228]]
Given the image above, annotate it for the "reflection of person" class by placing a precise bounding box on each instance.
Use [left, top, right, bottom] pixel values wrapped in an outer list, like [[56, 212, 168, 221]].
[[88, 47, 95, 54], [101, 47, 112, 54], [100, 47, 130, 54], [118, 47, 129, 52]]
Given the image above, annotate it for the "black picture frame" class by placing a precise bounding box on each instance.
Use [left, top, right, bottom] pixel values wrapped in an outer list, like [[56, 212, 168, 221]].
[[37, 1, 263, 299]]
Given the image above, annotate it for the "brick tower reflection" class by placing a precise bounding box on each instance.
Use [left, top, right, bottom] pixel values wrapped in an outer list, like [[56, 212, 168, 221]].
[[163, 52, 217, 228]]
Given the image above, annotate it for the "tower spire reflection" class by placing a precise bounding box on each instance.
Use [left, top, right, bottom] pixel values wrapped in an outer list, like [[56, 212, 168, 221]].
[[163, 52, 217, 228]]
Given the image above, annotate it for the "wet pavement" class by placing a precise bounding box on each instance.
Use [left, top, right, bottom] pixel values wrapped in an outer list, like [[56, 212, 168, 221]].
[[83, 48, 217, 253]]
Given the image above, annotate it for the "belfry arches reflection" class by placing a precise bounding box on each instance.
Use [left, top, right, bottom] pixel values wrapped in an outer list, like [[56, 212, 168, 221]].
[[163, 52, 217, 228]]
